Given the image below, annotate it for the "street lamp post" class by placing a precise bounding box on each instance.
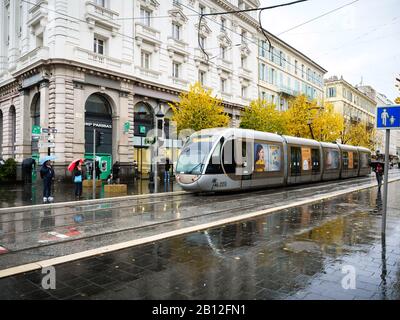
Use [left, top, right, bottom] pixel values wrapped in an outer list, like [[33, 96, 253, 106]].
[[154, 105, 165, 194]]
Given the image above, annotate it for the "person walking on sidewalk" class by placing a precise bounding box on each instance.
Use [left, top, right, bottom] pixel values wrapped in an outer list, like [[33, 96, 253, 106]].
[[164, 158, 171, 183], [374, 162, 384, 191], [40, 160, 55, 203], [73, 161, 84, 200]]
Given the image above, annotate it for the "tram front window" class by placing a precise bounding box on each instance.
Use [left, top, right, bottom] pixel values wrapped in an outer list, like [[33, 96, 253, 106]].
[[176, 135, 217, 175]]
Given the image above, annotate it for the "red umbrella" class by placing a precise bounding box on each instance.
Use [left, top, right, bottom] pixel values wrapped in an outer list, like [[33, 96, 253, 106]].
[[68, 158, 83, 172]]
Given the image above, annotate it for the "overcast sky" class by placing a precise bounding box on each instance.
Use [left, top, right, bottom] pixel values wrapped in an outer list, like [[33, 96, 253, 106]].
[[259, 0, 400, 101]]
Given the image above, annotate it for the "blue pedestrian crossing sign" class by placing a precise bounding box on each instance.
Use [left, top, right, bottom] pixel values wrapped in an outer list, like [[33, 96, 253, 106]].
[[376, 105, 400, 130]]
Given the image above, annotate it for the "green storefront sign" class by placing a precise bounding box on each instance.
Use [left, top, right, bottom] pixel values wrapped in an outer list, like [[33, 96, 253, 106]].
[[124, 121, 130, 134]]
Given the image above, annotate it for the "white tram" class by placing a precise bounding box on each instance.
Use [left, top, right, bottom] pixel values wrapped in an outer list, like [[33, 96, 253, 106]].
[[175, 128, 371, 192]]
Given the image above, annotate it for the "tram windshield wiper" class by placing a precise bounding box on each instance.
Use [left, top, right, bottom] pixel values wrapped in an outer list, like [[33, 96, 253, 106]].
[[187, 163, 203, 174]]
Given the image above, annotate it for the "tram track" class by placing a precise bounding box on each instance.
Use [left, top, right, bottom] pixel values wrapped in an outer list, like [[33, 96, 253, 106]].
[[0, 174, 383, 233]]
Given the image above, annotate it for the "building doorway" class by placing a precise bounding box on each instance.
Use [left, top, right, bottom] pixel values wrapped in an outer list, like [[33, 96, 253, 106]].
[[133, 102, 154, 178], [84, 94, 113, 179]]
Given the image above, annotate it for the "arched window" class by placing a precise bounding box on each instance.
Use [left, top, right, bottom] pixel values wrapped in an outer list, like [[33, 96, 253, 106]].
[[0, 110, 3, 157], [84, 93, 113, 155], [85, 94, 112, 116], [9, 106, 16, 157], [31, 93, 40, 127]]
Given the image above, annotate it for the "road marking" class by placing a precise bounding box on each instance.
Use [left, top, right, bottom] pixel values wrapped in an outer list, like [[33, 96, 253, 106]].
[[0, 177, 399, 279]]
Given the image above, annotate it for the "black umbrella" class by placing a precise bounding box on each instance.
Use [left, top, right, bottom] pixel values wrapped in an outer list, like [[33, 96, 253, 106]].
[[22, 158, 36, 168]]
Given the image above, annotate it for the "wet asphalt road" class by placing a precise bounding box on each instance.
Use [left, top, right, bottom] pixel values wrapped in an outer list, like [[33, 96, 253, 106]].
[[1, 172, 399, 270], [0, 174, 400, 299]]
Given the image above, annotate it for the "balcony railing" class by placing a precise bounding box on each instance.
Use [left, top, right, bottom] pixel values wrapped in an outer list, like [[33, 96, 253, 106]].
[[278, 86, 299, 97], [135, 23, 161, 43], [85, 1, 120, 33], [27, 0, 48, 28], [19, 46, 49, 66], [135, 66, 161, 79], [75, 47, 132, 71]]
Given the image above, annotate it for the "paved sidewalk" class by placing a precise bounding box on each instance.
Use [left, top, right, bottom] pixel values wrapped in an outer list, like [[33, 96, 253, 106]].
[[0, 180, 399, 299]]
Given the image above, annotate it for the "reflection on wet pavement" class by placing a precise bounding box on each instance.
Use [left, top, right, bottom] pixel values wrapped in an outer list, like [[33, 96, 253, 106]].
[[1, 180, 400, 300]]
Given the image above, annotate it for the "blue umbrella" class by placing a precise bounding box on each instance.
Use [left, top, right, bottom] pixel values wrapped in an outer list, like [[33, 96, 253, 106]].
[[39, 155, 56, 165]]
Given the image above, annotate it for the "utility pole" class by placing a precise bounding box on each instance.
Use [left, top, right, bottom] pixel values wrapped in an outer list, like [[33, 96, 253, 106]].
[[93, 129, 96, 199]]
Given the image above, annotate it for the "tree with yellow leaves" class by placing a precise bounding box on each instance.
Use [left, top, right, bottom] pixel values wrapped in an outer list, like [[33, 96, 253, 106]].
[[395, 97, 400, 104], [239, 99, 286, 134], [311, 103, 344, 143], [341, 122, 377, 150], [283, 95, 321, 139], [169, 82, 230, 132]]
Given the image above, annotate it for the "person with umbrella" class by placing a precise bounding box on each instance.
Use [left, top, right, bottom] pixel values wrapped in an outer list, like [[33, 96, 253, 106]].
[[40, 156, 56, 203], [68, 159, 84, 200]]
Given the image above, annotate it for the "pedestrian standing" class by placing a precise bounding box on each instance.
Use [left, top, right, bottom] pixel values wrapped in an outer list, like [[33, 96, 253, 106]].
[[40, 160, 55, 203], [112, 161, 121, 184], [374, 162, 384, 191], [164, 158, 171, 183], [73, 161, 84, 200]]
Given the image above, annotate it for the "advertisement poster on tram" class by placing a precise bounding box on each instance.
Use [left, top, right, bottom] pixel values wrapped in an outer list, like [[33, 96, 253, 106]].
[[348, 152, 354, 169], [254, 144, 281, 172], [301, 147, 311, 171]]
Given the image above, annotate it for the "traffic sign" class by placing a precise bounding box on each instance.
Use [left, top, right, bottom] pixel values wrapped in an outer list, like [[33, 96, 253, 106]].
[[376, 105, 400, 130], [38, 142, 55, 148], [32, 125, 41, 135], [40, 128, 58, 134]]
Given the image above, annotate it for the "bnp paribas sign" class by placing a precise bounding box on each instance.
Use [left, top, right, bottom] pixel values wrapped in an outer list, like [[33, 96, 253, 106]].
[[85, 122, 112, 129]]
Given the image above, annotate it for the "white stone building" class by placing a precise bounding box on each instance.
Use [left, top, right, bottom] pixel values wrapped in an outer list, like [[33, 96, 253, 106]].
[[257, 32, 327, 111], [0, 0, 328, 179], [0, 0, 263, 178]]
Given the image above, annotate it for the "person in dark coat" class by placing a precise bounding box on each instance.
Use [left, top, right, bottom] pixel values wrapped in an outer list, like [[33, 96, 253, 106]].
[[73, 161, 84, 200], [95, 160, 101, 180], [112, 161, 121, 184], [40, 160, 55, 203], [22, 158, 36, 183]]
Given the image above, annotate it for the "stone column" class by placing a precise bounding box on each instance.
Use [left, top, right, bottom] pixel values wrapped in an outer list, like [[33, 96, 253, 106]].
[[72, 82, 85, 157], [8, 0, 19, 71], [18, 89, 33, 159], [39, 80, 49, 159], [0, 4, 6, 74]]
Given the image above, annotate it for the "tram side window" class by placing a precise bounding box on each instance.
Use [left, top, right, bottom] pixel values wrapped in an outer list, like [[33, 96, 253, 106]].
[[325, 149, 339, 170], [353, 152, 359, 169], [311, 149, 320, 173], [222, 139, 236, 174], [205, 140, 223, 174], [360, 152, 370, 168], [342, 151, 349, 169], [290, 147, 301, 176]]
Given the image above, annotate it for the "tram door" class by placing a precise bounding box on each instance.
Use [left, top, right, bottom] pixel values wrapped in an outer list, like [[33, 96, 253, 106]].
[[289, 146, 301, 184], [234, 139, 253, 189]]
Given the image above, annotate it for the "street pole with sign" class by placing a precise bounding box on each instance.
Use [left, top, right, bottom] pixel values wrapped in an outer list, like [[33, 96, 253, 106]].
[[93, 129, 96, 199], [376, 105, 400, 235]]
